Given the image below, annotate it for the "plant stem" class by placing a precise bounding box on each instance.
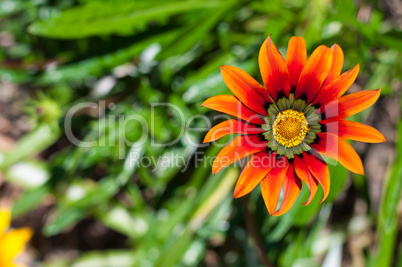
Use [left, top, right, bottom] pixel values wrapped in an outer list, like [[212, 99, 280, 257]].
[[242, 196, 275, 267]]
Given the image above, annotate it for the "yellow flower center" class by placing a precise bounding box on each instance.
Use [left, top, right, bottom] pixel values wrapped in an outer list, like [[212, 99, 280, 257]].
[[272, 109, 309, 148]]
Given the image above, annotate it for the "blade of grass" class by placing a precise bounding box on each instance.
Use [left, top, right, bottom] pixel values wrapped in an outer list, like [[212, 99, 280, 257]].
[[375, 120, 402, 267]]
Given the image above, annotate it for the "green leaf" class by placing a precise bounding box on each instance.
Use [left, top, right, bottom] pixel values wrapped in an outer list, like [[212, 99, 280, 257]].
[[12, 184, 50, 217], [71, 250, 136, 267], [0, 0, 30, 18], [0, 123, 61, 169], [28, 1, 226, 39], [37, 30, 179, 84], [376, 31, 402, 52], [159, 7, 229, 59], [375, 121, 402, 267], [43, 142, 145, 236], [97, 205, 149, 239], [153, 168, 238, 267], [0, 68, 31, 83]]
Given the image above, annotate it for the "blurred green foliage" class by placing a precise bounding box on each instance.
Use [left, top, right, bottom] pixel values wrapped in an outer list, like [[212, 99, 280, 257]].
[[0, 0, 401, 266]]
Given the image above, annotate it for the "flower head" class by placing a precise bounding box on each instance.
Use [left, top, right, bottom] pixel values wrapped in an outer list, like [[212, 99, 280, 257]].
[[202, 36, 385, 216], [0, 207, 32, 267]]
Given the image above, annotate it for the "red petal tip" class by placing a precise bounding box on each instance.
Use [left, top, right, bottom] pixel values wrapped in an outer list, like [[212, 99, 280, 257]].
[[233, 188, 243, 199]]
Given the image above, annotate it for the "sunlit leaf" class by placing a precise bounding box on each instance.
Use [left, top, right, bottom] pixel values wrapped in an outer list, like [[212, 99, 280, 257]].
[[28, 1, 227, 39]]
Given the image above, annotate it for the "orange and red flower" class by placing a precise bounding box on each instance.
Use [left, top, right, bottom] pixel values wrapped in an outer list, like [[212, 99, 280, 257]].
[[202, 36, 385, 216]]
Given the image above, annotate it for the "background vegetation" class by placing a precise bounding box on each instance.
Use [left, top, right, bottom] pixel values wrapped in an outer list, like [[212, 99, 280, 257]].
[[0, 0, 401, 266]]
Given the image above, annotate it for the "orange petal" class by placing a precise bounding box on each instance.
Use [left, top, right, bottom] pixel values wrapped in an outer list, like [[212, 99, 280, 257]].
[[311, 132, 364, 175], [285, 37, 307, 90], [318, 89, 381, 120], [295, 45, 333, 104], [233, 150, 276, 198], [321, 44, 344, 89], [303, 152, 330, 203], [261, 156, 289, 214], [312, 64, 359, 107], [212, 135, 267, 174], [221, 65, 272, 104], [321, 119, 386, 143], [201, 95, 265, 124], [258, 36, 291, 101], [294, 155, 319, 205], [204, 119, 265, 143], [221, 65, 269, 115], [272, 163, 302, 216]]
